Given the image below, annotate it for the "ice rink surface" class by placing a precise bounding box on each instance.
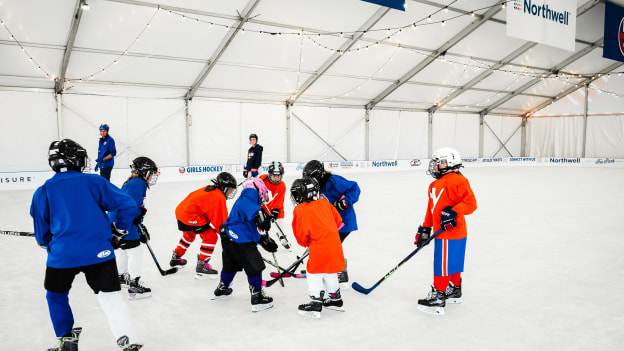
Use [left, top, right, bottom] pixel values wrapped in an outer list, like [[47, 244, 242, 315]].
[[1, 166, 623, 351]]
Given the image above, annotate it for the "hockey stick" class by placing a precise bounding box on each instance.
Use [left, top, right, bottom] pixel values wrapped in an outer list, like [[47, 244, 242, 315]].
[[266, 248, 309, 288], [261, 257, 306, 278], [272, 252, 284, 287], [352, 228, 444, 295], [261, 203, 301, 260], [138, 225, 178, 276], [1, 230, 35, 237]]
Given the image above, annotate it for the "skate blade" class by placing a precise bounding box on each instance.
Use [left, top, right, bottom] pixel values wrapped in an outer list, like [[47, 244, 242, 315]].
[[211, 294, 231, 300], [416, 305, 445, 315], [195, 273, 218, 280], [128, 292, 152, 300], [446, 298, 462, 304], [251, 303, 273, 312], [324, 305, 345, 312], [298, 310, 321, 319]]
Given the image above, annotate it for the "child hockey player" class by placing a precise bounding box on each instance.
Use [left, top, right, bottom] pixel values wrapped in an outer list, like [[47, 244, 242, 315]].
[[170, 172, 237, 279], [303, 160, 360, 286], [214, 177, 278, 312], [109, 156, 159, 299], [259, 161, 289, 249], [31, 139, 143, 350], [415, 147, 477, 315], [291, 177, 345, 318]]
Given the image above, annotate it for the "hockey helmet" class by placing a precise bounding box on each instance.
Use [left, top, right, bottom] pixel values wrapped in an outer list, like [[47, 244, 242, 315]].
[[212, 172, 238, 199], [131, 156, 159, 187], [48, 139, 90, 173], [428, 147, 462, 179]]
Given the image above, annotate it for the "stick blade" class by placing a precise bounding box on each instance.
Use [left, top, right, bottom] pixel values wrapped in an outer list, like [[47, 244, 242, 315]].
[[163, 267, 178, 276], [351, 282, 373, 295]]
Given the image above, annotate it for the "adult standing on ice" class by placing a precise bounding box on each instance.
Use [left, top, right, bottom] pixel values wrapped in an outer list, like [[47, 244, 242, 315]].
[[243, 133, 262, 178], [31, 139, 143, 350], [414, 147, 477, 315], [95, 123, 117, 181]]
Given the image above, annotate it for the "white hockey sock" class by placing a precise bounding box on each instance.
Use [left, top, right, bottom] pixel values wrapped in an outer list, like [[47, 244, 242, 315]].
[[97, 291, 136, 343], [126, 246, 143, 280], [324, 273, 340, 294], [115, 249, 128, 275], [306, 273, 325, 298]]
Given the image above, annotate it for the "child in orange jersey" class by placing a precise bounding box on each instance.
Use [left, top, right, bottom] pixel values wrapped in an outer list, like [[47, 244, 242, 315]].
[[259, 161, 290, 249], [415, 147, 477, 315], [291, 177, 345, 318], [170, 172, 237, 279]]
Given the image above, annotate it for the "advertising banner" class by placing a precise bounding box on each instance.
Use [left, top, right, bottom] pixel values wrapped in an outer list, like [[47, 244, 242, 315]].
[[602, 1, 624, 62]]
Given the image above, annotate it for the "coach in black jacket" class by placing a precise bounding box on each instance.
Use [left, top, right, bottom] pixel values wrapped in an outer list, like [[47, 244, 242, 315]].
[[243, 133, 263, 178]]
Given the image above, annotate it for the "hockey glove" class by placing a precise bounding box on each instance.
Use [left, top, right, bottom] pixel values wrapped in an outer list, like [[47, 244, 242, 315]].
[[243, 169, 248, 178], [255, 210, 272, 232], [258, 234, 278, 253], [414, 226, 432, 247], [269, 209, 280, 222], [133, 206, 147, 225], [333, 196, 349, 211], [94, 164, 99, 172], [111, 223, 128, 249], [139, 224, 150, 243], [440, 206, 458, 231]]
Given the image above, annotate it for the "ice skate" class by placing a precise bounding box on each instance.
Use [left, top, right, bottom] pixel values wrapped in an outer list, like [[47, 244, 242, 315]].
[[211, 281, 233, 300], [169, 251, 187, 268], [323, 290, 345, 312], [128, 277, 152, 300], [298, 293, 323, 319], [250, 286, 273, 312], [118, 272, 130, 289], [47, 327, 81, 351], [116, 335, 143, 350], [417, 286, 446, 315], [445, 280, 462, 304], [195, 255, 218, 280], [338, 258, 349, 289]]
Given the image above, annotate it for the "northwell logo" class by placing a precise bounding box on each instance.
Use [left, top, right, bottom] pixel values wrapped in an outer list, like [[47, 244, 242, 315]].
[[515, 0, 570, 25]]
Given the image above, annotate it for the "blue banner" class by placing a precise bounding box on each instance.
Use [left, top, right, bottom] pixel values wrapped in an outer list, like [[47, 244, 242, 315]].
[[361, 0, 405, 11], [603, 1, 624, 62]]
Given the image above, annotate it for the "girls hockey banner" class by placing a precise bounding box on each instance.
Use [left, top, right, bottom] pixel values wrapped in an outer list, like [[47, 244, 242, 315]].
[[602, 1, 624, 62], [506, 0, 577, 51]]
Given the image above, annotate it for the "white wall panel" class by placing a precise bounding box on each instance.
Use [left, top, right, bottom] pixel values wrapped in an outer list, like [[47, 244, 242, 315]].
[[369, 110, 428, 160], [483, 116, 522, 157], [586, 115, 624, 158], [191, 100, 241, 164], [432, 113, 479, 157], [0, 91, 57, 171], [526, 116, 584, 157]]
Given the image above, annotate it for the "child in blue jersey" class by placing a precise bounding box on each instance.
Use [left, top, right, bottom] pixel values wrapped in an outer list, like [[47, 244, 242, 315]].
[[213, 177, 278, 312], [303, 160, 361, 286], [30, 139, 143, 351], [109, 156, 159, 300]]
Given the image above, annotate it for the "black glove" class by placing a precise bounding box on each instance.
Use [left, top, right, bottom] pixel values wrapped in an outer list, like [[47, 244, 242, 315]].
[[269, 209, 280, 221], [111, 223, 128, 249], [440, 206, 458, 231], [414, 226, 432, 247], [133, 206, 147, 225], [139, 224, 150, 243], [258, 234, 278, 253], [243, 169, 248, 178], [333, 196, 349, 211], [255, 210, 271, 232]]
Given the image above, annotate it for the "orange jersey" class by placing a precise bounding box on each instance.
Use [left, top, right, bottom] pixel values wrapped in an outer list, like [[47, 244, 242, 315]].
[[423, 172, 477, 240], [292, 198, 345, 274], [260, 174, 286, 219], [175, 187, 228, 231]]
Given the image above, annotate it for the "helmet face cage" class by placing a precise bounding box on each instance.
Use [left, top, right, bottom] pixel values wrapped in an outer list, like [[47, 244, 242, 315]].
[[214, 172, 237, 199], [131, 157, 159, 186], [427, 148, 462, 179]]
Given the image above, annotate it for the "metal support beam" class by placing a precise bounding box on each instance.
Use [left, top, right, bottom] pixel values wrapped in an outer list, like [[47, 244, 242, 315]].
[[185, 99, 192, 165], [185, 0, 261, 100], [481, 37, 604, 115], [520, 116, 527, 157], [484, 120, 513, 157], [478, 112, 485, 158], [56, 0, 85, 94], [492, 123, 523, 157], [286, 104, 292, 163], [365, 109, 371, 161], [582, 84, 589, 158], [289, 7, 389, 104], [427, 108, 434, 158], [366, 5, 501, 110], [56, 94, 63, 140], [291, 111, 347, 161]]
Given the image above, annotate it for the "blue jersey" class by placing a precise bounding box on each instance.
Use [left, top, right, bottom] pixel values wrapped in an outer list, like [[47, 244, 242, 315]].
[[30, 171, 138, 268], [223, 188, 262, 244], [108, 177, 145, 241], [320, 174, 360, 232], [97, 135, 116, 168]]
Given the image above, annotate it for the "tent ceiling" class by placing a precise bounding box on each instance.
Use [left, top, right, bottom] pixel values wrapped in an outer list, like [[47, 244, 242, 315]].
[[0, 0, 620, 116]]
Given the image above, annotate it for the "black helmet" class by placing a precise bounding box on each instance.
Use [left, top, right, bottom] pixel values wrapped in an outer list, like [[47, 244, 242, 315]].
[[267, 161, 284, 184], [48, 139, 89, 173], [249, 133, 258, 140], [302, 160, 324, 184], [131, 156, 159, 186], [290, 177, 319, 206], [212, 172, 237, 199]]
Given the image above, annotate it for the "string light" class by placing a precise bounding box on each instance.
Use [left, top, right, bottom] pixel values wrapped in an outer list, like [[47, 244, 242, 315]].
[[0, 16, 54, 80]]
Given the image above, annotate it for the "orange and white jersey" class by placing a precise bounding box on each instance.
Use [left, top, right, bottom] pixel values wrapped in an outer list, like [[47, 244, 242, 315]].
[[423, 172, 477, 240], [259, 174, 286, 219], [175, 186, 228, 229]]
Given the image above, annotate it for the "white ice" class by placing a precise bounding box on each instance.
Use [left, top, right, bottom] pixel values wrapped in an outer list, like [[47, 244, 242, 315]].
[[1, 167, 623, 350]]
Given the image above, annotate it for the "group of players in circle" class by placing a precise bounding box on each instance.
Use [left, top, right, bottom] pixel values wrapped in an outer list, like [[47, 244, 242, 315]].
[[31, 134, 476, 351]]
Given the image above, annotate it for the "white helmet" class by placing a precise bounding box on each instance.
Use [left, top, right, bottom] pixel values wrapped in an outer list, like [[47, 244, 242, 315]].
[[428, 147, 462, 179]]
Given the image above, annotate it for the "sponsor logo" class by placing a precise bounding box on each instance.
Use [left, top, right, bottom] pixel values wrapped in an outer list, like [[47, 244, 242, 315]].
[[188, 220, 197, 224], [549, 158, 580, 164], [371, 160, 398, 167], [619, 17, 624, 56], [595, 158, 615, 164], [509, 157, 537, 162], [97, 250, 111, 258], [461, 158, 478, 163], [180, 165, 224, 173], [340, 161, 353, 169], [410, 159, 421, 167], [328, 162, 340, 168], [296, 163, 305, 171], [0, 176, 34, 184], [228, 230, 239, 239], [516, 0, 570, 25], [482, 158, 503, 163], [261, 165, 269, 172]]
